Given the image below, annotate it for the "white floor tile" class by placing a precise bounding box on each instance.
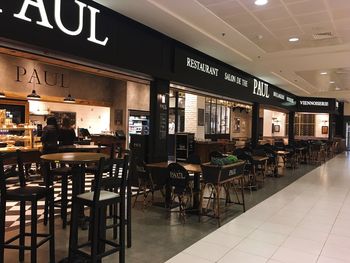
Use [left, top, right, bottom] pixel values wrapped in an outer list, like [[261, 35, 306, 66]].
[[281, 236, 325, 255], [317, 256, 349, 263], [271, 247, 318, 263], [321, 243, 350, 262], [258, 222, 295, 235], [326, 234, 350, 250], [165, 252, 214, 263], [219, 222, 255, 237], [201, 231, 243, 248], [248, 229, 288, 246], [183, 241, 231, 262], [236, 238, 279, 258], [218, 249, 268, 263], [289, 227, 329, 243]]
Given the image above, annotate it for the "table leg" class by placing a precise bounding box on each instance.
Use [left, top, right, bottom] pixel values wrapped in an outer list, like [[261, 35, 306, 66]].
[[71, 165, 88, 229], [192, 172, 201, 210]]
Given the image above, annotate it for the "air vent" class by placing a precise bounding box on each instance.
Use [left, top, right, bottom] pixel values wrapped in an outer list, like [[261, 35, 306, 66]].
[[312, 32, 335, 40]]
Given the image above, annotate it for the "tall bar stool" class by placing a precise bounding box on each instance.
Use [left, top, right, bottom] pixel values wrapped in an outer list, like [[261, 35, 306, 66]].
[[0, 151, 55, 263], [68, 154, 129, 263]]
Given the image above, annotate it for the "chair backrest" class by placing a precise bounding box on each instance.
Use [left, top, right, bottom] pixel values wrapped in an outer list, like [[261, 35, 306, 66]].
[[168, 163, 190, 194], [201, 164, 221, 185], [92, 154, 130, 203], [0, 150, 26, 194], [209, 151, 224, 160], [97, 143, 116, 159], [252, 148, 266, 157]]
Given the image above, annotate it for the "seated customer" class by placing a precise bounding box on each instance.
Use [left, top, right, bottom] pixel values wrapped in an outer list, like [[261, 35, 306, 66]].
[[59, 117, 76, 146], [42, 116, 59, 154]]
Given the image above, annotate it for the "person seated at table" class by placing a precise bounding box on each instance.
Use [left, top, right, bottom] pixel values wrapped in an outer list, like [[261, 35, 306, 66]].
[[58, 117, 76, 146], [41, 116, 59, 154]]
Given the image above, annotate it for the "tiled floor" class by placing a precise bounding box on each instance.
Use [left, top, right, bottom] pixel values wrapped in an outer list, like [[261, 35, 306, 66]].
[[166, 153, 350, 263]]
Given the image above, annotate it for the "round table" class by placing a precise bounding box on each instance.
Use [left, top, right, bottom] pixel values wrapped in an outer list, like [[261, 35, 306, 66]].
[[41, 152, 109, 228], [41, 152, 108, 164], [58, 145, 106, 153]]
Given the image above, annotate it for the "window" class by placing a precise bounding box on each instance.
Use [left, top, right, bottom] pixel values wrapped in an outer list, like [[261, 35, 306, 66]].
[[294, 114, 315, 136], [205, 98, 230, 135]]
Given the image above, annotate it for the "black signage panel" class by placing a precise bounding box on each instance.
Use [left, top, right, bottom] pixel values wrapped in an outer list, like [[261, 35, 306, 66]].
[[297, 97, 339, 114], [173, 47, 297, 110]]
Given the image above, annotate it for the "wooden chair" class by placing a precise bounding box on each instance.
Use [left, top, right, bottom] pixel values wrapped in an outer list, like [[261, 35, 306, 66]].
[[0, 151, 55, 263]]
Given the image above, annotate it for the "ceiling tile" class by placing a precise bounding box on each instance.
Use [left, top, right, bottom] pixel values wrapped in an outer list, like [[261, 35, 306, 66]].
[[252, 5, 291, 22], [205, 1, 244, 18], [263, 17, 298, 30], [197, 0, 234, 7], [294, 11, 331, 25], [286, 0, 327, 15], [224, 12, 258, 27], [282, 0, 309, 3], [237, 0, 283, 12], [300, 22, 334, 34], [334, 18, 350, 30], [327, 0, 350, 9], [271, 26, 303, 37], [331, 8, 350, 20]]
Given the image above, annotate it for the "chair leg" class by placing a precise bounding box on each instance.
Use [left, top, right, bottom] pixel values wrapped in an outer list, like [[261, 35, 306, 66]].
[[119, 195, 126, 263], [61, 176, 68, 229], [127, 188, 132, 248], [241, 177, 246, 212], [68, 201, 79, 261], [90, 205, 99, 263], [31, 201, 38, 263], [0, 198, 6, 263], [19, 200, 26, 262], [49, 193, 55, 263]]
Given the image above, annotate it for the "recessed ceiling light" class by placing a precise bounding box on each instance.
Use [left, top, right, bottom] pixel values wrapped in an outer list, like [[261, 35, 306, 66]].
[[320, 72, 328, 75], [289, 37, 299, 42], [335, 87, 341, 91], [254, 0, 268, 6], [330, 81, 335, 84]]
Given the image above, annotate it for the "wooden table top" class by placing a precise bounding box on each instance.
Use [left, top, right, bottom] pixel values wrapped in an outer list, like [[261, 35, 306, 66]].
[[252, 156, 269, 162], [58, 144, 106, 152], [41, 152, 108, 164], [276, 150, 289, 155]]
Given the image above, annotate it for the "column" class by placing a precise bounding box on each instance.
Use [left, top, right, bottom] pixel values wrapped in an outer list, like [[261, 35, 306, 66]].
[[149, 78, 170, 162], [288, 111, 295, 144], [251, 102, 260, 148]]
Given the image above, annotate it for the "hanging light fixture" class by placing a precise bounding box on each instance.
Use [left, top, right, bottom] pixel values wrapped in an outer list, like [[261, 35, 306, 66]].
[[27, 89, 41, 100], [64, 93, 75, 103], [27, 77, 40, 100]]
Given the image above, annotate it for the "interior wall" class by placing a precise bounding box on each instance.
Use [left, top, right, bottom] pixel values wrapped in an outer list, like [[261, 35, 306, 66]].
[[231, 110, 252, 139], [344, 102, 350, 116], [183, 93, 205, 140], [315, 113, 329, 138], [263, 109, 286, 137], [29, 101, 110, 134]]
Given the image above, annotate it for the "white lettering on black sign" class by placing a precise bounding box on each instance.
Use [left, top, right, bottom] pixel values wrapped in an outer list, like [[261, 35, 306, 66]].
[[300, 101, 329, 107], [186, 57, 219, 76], [170, 171, 186, 180], [224, 72, 248, 87], [228, 169, 237, 176], [286, 96, 295, 104], [253, 79, 270, 98], [10, 0, 109, 46], [273, 91, 285, 100]]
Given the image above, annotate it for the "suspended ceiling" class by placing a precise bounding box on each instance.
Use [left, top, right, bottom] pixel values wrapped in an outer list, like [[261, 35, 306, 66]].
[[94, 0, 350, 101]]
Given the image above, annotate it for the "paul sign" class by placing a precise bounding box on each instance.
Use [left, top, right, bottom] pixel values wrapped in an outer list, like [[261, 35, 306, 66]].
[[0, 0, 109, 46], [253, 79, 270, 98]]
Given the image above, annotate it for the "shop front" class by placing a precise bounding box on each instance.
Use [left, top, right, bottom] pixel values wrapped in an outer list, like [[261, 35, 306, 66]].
[[0, 0, 344, 162]]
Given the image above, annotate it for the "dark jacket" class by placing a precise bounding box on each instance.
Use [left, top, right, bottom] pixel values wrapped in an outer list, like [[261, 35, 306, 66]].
[[58, 128, 76, 146], [41, 125, 59, 153]]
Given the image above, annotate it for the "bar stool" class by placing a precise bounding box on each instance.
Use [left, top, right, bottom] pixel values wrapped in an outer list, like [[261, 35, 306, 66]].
[[0, 151, 55, 263], [68, 154, 129, 263]]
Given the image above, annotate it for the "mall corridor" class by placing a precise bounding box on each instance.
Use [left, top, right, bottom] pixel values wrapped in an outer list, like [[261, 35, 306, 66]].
[[167, 153, 350, 263]]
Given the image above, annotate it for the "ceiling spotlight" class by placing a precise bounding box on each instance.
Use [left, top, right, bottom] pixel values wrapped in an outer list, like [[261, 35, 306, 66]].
[[0, 92, 5, 98], [288, 37, 299, 42], [329, 81, 335, 84], [335, 87, 341, 91], [27, 90, 41, 100], [63, 94, 76, 103], [254, 0, 268, 6], [320, 72, 328, 75]]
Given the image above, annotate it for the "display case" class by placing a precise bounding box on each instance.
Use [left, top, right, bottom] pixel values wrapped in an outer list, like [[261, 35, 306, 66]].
[[0, 126, 35, 148], [175, 133, 195, 162]]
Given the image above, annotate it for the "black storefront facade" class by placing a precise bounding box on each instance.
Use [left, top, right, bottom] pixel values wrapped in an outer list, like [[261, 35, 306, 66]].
[[0, 0, 344, 162]]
